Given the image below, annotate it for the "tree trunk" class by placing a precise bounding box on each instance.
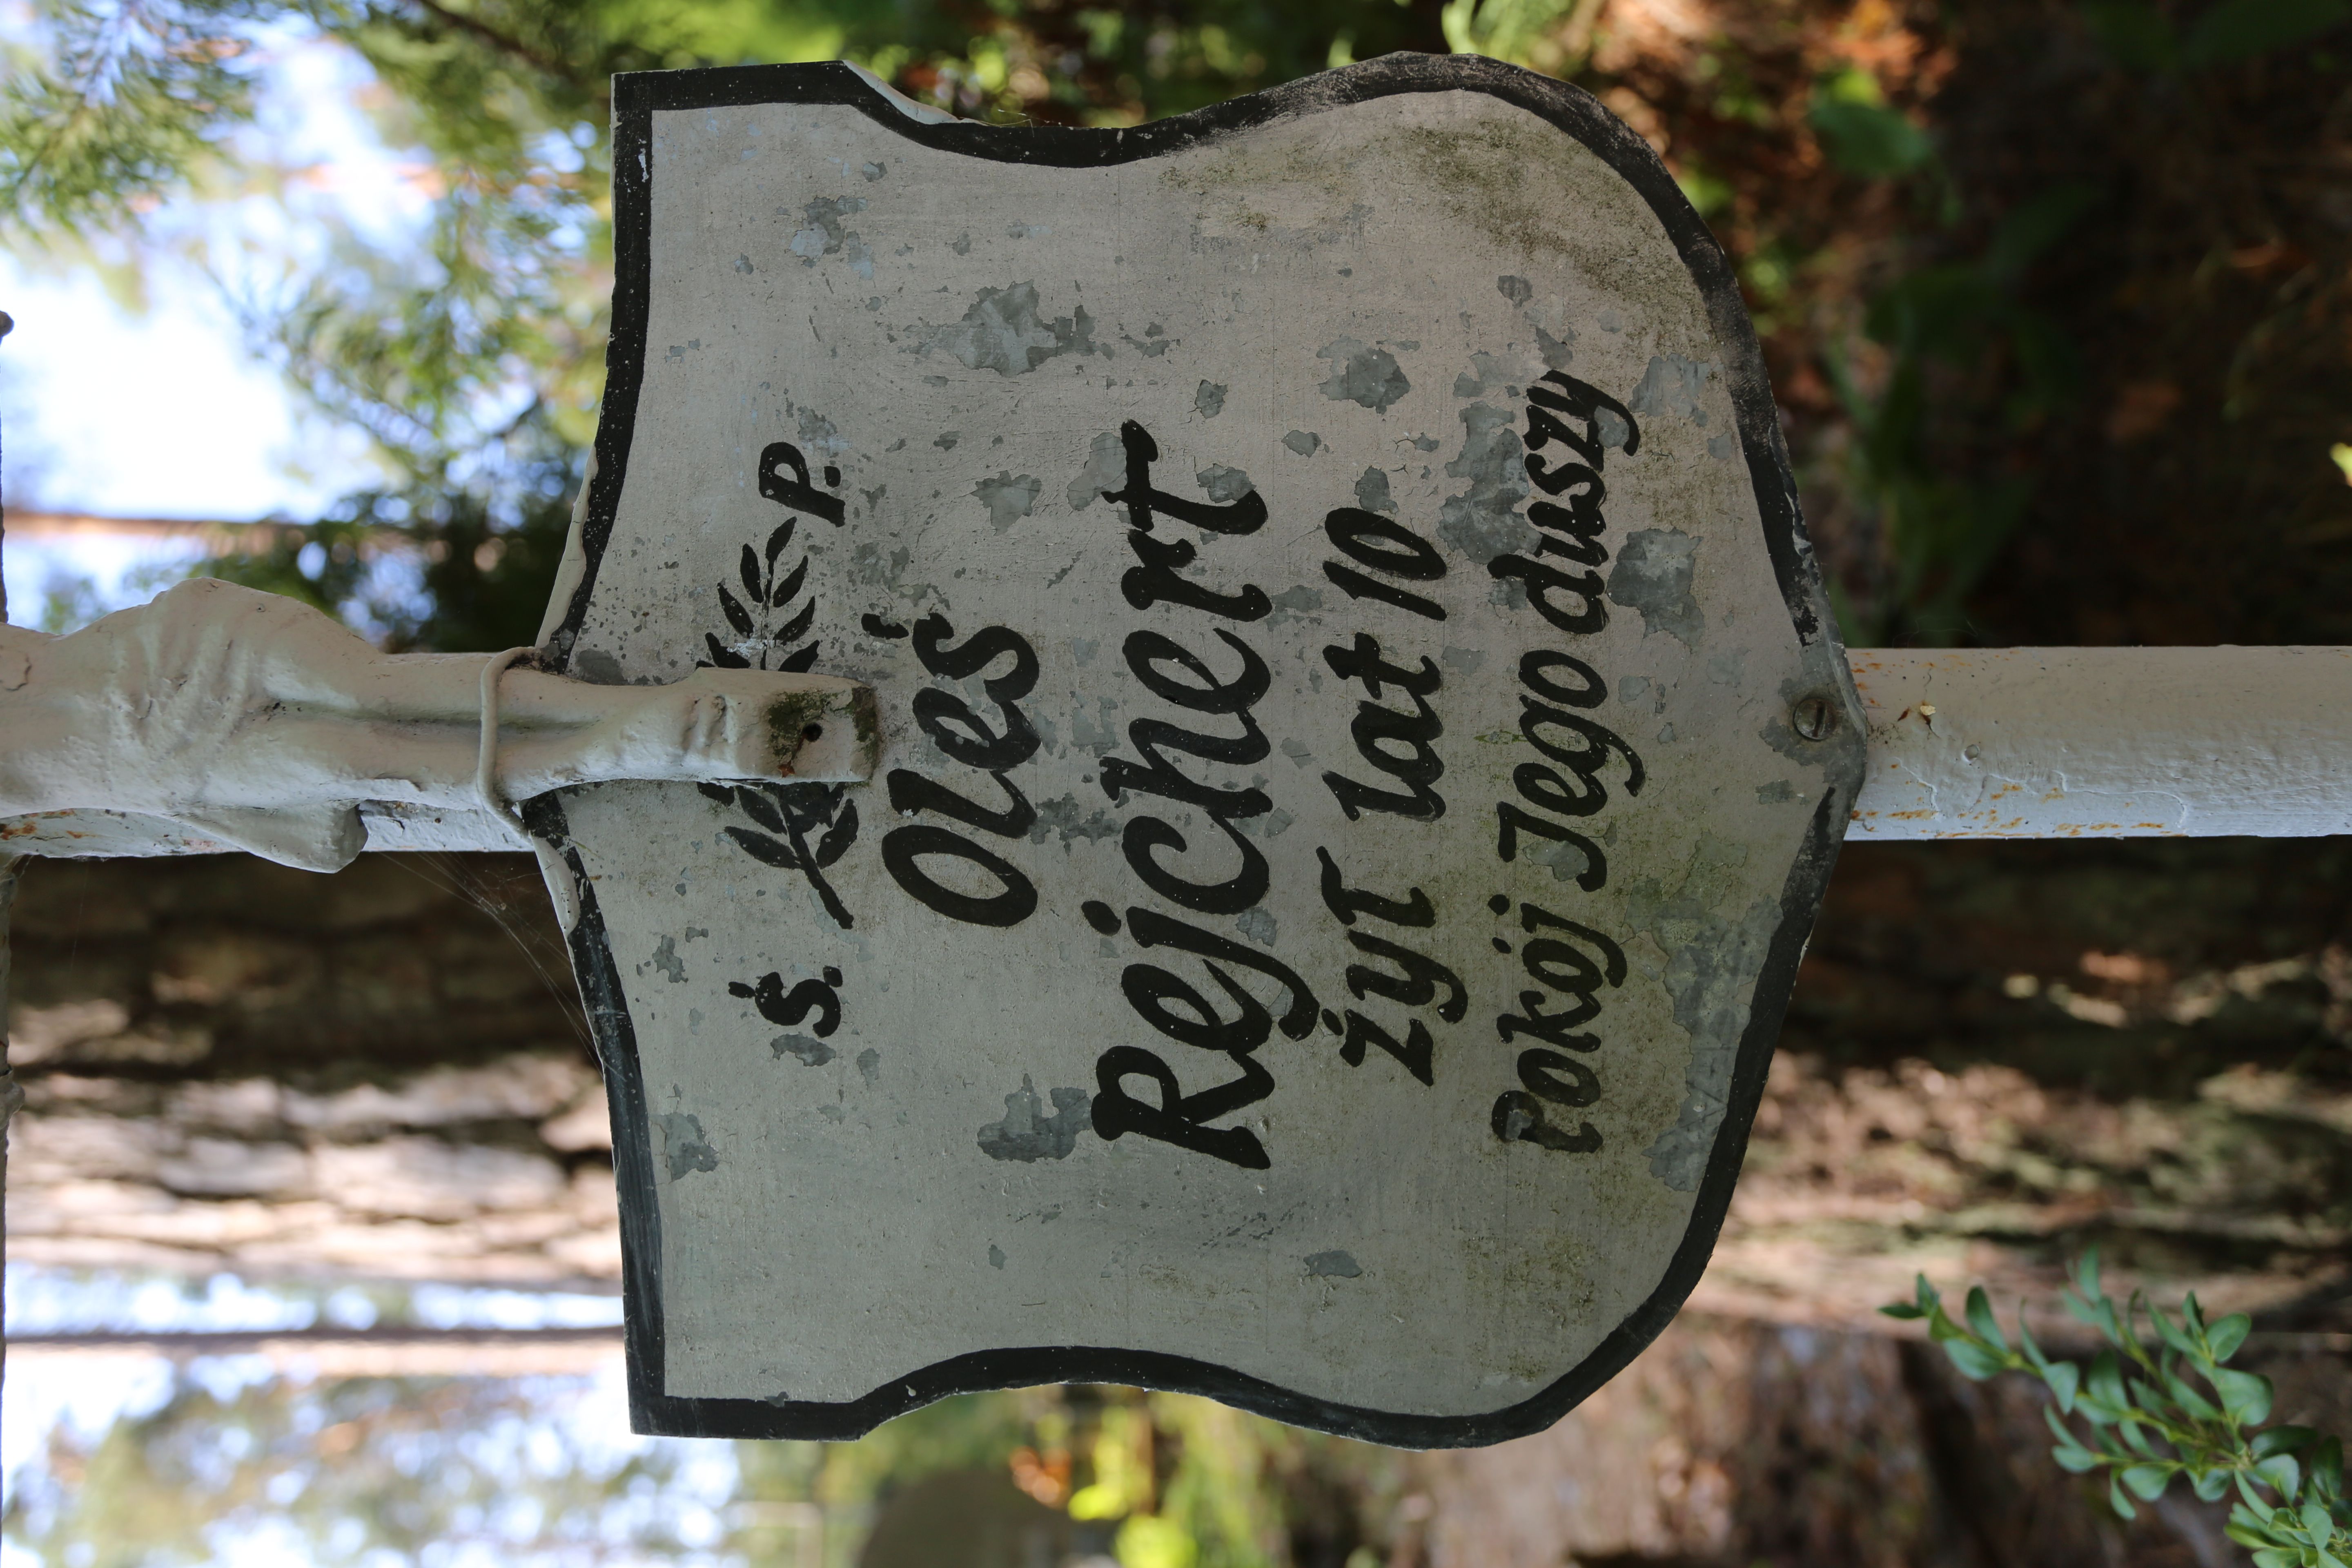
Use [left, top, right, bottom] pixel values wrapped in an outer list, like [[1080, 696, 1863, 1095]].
[[1, 852, 616, 1288]]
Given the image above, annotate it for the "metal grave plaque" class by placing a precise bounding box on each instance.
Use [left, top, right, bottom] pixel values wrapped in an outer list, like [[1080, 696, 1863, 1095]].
[[532, 53, 1865, 1446]]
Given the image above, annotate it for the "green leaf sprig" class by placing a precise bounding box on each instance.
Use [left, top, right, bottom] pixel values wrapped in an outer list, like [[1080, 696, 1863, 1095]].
[[1882, 1249, 2347, 1566]]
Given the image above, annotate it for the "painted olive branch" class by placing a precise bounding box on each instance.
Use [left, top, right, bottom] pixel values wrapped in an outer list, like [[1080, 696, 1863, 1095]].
[[1883, 1248, 2348, 1566]]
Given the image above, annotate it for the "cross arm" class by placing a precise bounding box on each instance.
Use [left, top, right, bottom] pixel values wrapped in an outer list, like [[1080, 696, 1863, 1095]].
[[0, 578, 875, 870], [7, 634, 2346, 864], [1849, 646, 2352, 839]]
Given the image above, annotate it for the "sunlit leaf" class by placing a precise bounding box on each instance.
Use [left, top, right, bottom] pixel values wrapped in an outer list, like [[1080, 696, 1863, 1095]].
[[1941, 1338, 2007, 1381], [2041, 1360, 2080, 1414], [2254, 1453, 2303, 1501], [2217, 1367, 2277, 1427], [1965, 1286, 2007, 1352]]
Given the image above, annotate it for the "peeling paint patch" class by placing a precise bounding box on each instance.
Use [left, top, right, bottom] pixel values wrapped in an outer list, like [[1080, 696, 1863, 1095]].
[[572, 648, 626, 685], [1608, 529, 1703, 646], [977, 1075, 1093, 1162], [1283, 430, 1322, 456], [652, 1112, 718, 1180], [797, 408, 847, 458], [1067, 429, 1125, 511], [1196, 464, 1255, 503], [1627, 354, 1718, 427], [923, 283, 1101, 376], [1625, 834, 1774, 1192], [1236, 906, 1278, 946], [1354, 467, 1395, 514], [1305, 1249, 1362, 1278], [1028, 793, 1120, 844], [973, 472, 1042, 531], [1120, 323, 1172, 356], [988, 1244, 1007, 1269], [1755, 780, 1796, 804], [1194, 380, 1227, 419], [771, 1033, 836, 1067], [650, 935, 686, 983], [1437, 403, 1539, 565], [1441, 646, 1486, 674], [1452, 351, 1513, 400], [1496, 274, 1533, 307], [856, 1048, 880, 1084], [788, 196, 873, 279], [1317, 337, 1411, 412]]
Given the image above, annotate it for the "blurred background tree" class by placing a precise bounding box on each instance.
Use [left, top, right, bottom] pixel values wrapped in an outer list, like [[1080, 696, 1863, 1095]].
[[9, 0, 2352, 649]]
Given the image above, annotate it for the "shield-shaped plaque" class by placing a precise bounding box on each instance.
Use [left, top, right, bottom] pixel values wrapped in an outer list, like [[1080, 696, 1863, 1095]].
[[532, 52, 1864, 1446]]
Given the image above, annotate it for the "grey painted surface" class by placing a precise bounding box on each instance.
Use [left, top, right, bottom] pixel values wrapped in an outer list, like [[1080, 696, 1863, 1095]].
[[547, 58, 1858, 1439], [1848, 646, 2352, 838]]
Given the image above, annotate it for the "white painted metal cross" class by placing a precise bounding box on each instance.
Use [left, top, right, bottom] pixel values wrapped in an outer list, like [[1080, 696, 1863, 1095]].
[[4, 54, 2343, 1448]]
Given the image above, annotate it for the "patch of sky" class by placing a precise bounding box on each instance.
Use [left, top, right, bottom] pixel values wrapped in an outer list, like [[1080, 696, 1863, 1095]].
[[0, 1267, 712, 1565], [0, 20, 466, 630]]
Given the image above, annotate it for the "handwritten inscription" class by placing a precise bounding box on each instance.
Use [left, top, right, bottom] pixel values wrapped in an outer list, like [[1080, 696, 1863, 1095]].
[[1485, 371, 1645, 1155], [1088, 421, 1316, 1172], [701, 372, 1650, 1168], [881, 616, 1044, 928]]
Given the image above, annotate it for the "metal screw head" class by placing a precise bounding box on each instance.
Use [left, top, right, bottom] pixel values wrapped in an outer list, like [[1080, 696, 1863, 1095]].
[[1791, 695, 1837, 742]]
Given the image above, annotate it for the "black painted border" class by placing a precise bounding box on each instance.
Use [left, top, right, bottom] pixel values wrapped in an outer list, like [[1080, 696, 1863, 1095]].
[[545, 51, 1858, 1449]]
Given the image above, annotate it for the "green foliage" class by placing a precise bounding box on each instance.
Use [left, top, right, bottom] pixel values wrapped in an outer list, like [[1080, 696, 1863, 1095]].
[[0, 0, 273, 241], [718, 1385, 1404, 1568], [1439, 0, 1590, 76], [1806, 65, 1932, 181], [2084, 0, 2352, 74], [1883, 1250, 2351, 1565], [1826, 183, 2094, 643], [198, 408, 579, 650]]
